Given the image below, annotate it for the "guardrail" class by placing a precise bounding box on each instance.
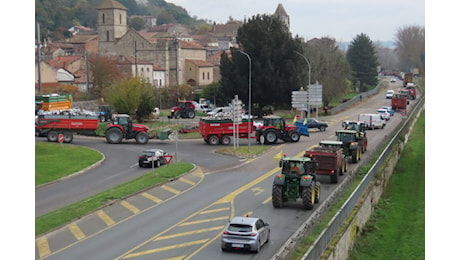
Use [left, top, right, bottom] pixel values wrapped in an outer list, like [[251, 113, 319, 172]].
[[271, 89, 425, 260]]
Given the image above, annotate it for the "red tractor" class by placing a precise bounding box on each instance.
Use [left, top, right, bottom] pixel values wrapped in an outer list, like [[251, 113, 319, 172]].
[[105, 114, 152, 144], [255, 115, 300, 144]]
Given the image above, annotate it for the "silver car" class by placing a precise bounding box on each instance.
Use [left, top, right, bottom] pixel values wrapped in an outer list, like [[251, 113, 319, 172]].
[[221, 216, 270, 253]]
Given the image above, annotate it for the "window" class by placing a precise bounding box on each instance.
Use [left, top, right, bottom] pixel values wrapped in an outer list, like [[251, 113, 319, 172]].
[[207, 72, 210, 80], [106, 31, 109, 41], [120, 14, 122, 24], [202, 72, 205, 80], [102, 13, 105, 24]]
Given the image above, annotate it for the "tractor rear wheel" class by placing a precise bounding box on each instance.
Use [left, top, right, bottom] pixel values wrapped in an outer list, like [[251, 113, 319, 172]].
[[272, 184, 283, 208], [264, 130, 278, 144], [187, 110, 195, 119], [106, 128, 123, 144], [302, 184, 314, 210], [47, 131, 58, 142], [208, 135, 219, 145], [341, 160, 348, 174], [314, 182, 321, 204], [220, 135, 231, 145], [289, 131, 300, 142], [351, 149, 358, 163], [136, 132, 149, 144], [174, 111, 180, 119]]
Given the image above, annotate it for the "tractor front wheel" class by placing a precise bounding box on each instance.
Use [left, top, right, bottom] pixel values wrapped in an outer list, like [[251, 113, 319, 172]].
[[106, 128, 123, 144], [289, 131, 300, 142], [272, 184, 284, 208], [136, 132, 149, 144]]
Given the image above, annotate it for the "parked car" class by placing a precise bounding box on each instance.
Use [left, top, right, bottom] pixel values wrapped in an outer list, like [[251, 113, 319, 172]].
[[138, 148, 169, 168], [194, 102, 212, 113], [206, 106, 232, 117], [381, 106, 395, 116], [385, 90, 395, 99], [376, 108, 390, 121], [305, 118, 328, 131], [221, 216, 270, 253], [390, 78, 397, 83]]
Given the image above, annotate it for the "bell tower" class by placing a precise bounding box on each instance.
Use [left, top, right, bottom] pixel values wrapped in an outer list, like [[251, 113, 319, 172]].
[[97, 0, 128, 52]]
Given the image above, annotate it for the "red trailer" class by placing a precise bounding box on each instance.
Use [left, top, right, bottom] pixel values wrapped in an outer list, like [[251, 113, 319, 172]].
[[198, 118, 254, 145], [391, 93, 408, 111], [36, 115, 99, 143], [304, 146, 346, 183]]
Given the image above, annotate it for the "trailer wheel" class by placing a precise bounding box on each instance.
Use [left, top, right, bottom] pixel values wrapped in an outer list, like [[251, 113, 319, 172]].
[[314, 182, 321, 204], [220, 135, 231, 145], [272, 184, 284, 208], [289, 131, 300, 142], [63, 132, 73, 143], [47, 131, 58, 142], [208, 135, 219, 145], [106, 128, 123, 144], [264, 130, 278, 144], [136, 132, 149, 144], [302, 184, 314, 210], [330, 169, 339, 183]]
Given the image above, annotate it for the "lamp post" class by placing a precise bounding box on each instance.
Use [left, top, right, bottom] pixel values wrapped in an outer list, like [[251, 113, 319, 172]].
[[294, 51, 311, 117], [237, 49, 252, 152]]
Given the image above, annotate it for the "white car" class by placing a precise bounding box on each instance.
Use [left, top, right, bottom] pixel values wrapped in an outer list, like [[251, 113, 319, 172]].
[[385, 90, 394, 99], [206, 106, 232, 117], [376, 109, 390, 121], [390, 78, 397, 83]]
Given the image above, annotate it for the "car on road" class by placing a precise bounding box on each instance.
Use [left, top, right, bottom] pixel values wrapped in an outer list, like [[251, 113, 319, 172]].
[[390, 78, 397, 83], [138, 148, 169, 168], [381, 106, 395, 116], [376, 108, 390, 121], [305, 118, 328, 131], [221, 216, 270, 253], [386, 90, 395, 99], [206, 106, 232, 117]]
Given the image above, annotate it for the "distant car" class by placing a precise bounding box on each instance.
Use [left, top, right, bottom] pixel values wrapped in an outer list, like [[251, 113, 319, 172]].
[[381, 106, 395, 116], [390, 78, 397, 83], [386, 90, 395, 99], [221, 216, 270, 253], [206, 106, 232, 117], [376, 108, 390, 121], [194, 102, 212, 113], [138, 148, 169, 168], [305, 118, 328, 131]]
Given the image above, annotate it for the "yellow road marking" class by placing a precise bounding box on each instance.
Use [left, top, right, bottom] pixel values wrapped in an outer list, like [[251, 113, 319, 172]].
[[68, 223, 85, 240], [179, 216, 229, 226], [262, 196, 272, 204], [165, 256, 186, 260], [124, 239, 209, 258], [161, 184, 181, 195], [141, 192, 162, 203], [96, 210, 115, 226], [200, 207, 230, 214], [120, 201, 140, 214], [179, 177, 195, 186], [154, 226, 224, 241], [251, 187, 264, 195], [36, 237, 50, 258]]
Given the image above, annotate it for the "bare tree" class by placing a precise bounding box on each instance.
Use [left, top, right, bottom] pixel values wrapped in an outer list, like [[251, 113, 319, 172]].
[[395, 25, 425, 75]]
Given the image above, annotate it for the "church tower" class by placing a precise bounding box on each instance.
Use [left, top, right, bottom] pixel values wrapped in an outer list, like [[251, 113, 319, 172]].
[[97, 0, 128, 53], [273, 3, 290, 31]]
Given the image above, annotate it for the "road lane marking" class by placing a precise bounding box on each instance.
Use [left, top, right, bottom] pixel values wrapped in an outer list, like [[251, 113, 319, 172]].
[[179, 216, 229, 227], [68, 223, 85, 240], [179, 177, 196, 186], [154, 226, 224, 241], [200, 207, 229, 214], [165, 256, 186, 260], [141, 192, 163, 203], [262, 196, 272, 204], [252, 187, 264, 195], [96, 210, 115, 226], [124, 239, 209, 258], [36, 237, 50, 258], [120, 201, 140, 214], [161, 184, 181, 195]]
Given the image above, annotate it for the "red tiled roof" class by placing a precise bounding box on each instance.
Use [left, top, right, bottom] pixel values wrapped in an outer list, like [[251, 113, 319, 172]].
[[153, 65, 166, 71], [48, 56, 82, 69], [180, 40, 205, 50]]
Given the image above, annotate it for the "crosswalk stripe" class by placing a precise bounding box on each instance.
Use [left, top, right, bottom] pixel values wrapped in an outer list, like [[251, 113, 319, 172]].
[[69, 223, 85, 240], [161, 184, 181, 195], [120, 200, 140, 214], [141, 192, 163, 203], [36, 237, 50, 258], [96, 210, 115, 226]]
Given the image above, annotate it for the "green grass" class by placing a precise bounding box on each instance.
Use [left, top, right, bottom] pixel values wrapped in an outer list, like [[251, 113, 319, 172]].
[[35, 143, 103, 186], [348, 112, 425, 260], [216, 145, 271, 158], [35, 162, 194, 236]]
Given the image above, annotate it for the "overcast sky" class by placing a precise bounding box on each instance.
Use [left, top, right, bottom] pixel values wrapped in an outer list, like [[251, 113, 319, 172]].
[[166, 0, 425, 42]]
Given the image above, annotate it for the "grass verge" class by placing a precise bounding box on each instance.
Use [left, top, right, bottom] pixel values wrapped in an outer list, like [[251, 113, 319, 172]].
[[35, 162, 194, 236]]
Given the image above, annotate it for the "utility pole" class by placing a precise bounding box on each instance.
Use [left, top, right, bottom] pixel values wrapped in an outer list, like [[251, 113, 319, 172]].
[[36, 23, 42, 94]]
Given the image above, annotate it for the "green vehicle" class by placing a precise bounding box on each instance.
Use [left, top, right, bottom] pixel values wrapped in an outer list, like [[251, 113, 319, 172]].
[[320, 129, 368, 163], [272, 156, 320, 210]]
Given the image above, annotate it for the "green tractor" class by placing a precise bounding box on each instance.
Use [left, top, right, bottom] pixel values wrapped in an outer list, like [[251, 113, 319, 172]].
[[272, 156, 320, 210], [320, 129, 367, 163]]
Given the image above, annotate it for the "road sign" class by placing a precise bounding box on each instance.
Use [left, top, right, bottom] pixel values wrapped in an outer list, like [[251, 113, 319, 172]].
[[58, 134, 64, 143], [163, 155, 174, 164]]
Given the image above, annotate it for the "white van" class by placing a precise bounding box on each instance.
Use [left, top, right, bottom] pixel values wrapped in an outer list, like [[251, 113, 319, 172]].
[[358, 113, 386, 130]]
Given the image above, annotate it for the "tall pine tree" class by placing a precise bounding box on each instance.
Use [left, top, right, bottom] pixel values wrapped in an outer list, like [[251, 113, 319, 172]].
[[346, 33, 379, 92]]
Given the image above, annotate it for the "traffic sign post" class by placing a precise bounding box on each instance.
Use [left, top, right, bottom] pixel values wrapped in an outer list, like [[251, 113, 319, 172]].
[[163, 155, 174, 165]]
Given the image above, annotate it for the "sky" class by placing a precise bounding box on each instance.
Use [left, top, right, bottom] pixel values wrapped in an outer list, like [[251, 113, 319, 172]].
[[166, 0, 425, 43]]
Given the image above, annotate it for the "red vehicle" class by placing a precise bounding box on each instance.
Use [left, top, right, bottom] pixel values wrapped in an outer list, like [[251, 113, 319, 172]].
[[198, 118, 254, 145], [105, 114, 155, 144], [168, 100, 197, 119], [406, 83, 417, 100], [35, 114, 99, 143], [304, 146, 346, 183], [391, 93, 408, 111], [255, 115, 301, 145]]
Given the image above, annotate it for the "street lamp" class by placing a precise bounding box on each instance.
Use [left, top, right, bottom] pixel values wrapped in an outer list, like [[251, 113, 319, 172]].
[[294, 50, 311, 117], [237, 49, 252, 152]]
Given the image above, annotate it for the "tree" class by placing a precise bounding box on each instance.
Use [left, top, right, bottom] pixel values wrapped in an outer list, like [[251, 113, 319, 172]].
[[302, 37, 351, 107], [89, 55, 123, 100], [395, 25, 425, 76], [129, 17, 145, 31], [346, 33, 379, 92], [219, 14, 305, 111], [106, 77, 154, 119]]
